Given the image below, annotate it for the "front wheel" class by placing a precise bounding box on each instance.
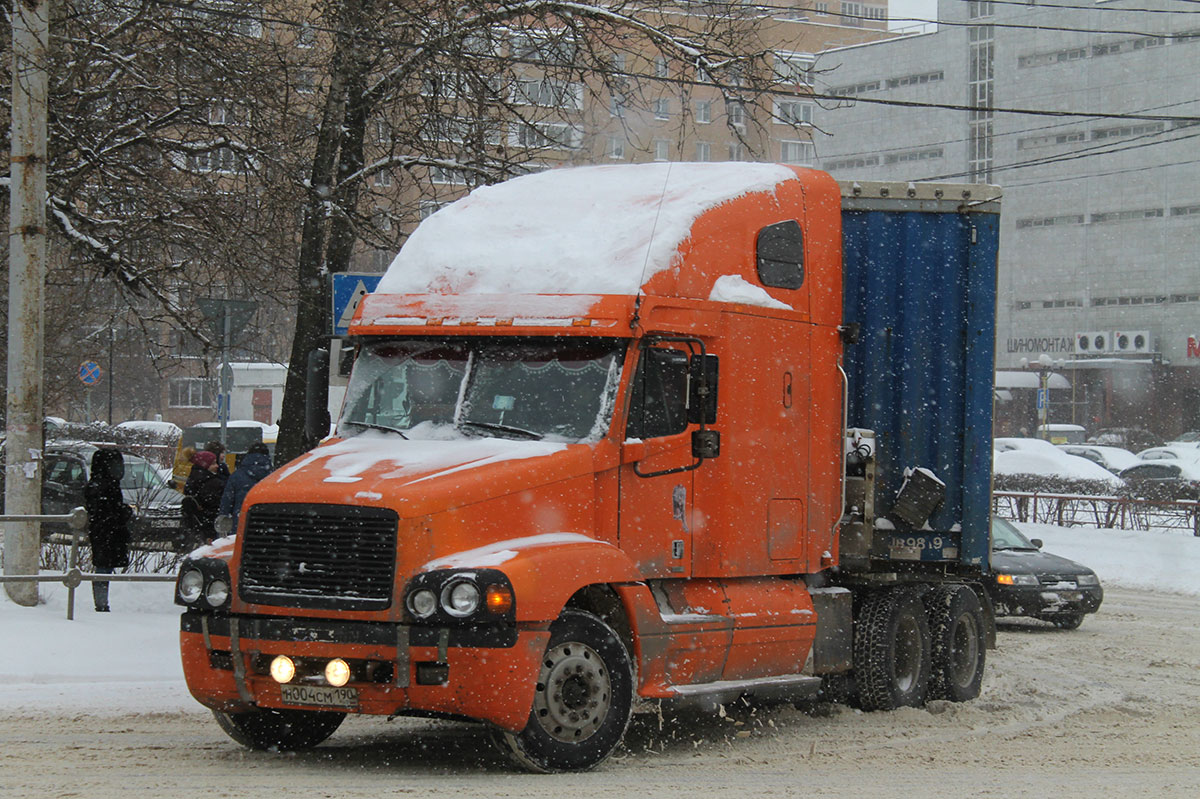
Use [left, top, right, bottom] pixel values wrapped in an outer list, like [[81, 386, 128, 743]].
[[212, 707, 345, 752], [493, 609, 633, 772]]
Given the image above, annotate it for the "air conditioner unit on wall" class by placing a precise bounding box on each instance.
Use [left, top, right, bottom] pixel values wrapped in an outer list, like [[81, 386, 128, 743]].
[[1113, 330, 1152, 353], [1075, 331, 1112, 354]]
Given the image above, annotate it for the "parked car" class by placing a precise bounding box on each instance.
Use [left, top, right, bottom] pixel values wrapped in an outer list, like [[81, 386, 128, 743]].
[[1037, 423, 1087, 444], [993, 437, 1125, 488], [988, 516, 1103, 630], [1057, 444, 1141, 475], [1, 441, 184, 548], [1167, 431, 1200, 445], [1136, 444, 1200, 464], [1119, 460, 1200, 500], [1088, 427, 1162, 452]]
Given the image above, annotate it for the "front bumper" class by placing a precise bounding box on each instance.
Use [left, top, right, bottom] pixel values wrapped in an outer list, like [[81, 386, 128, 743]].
[[180, 611, 549, 731], [989, 583, 1104, 620]]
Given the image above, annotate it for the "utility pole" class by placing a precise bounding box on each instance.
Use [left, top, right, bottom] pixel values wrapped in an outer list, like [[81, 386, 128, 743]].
[[5, 0, 49, 606]]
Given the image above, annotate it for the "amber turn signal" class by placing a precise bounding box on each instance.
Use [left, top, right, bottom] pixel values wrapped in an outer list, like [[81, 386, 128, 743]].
[[485, 585, 513, 614]]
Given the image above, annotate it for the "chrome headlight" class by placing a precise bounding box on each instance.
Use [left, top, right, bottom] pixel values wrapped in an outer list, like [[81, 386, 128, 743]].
[[407, 588, 438, 619], [178, 569, 205, 604], [1076, 573, 1100, 587], [442, 579, 481, 618], [205, 579, 230, 607]]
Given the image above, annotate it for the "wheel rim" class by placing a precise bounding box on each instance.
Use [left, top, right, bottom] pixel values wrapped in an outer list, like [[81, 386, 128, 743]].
[[949, 612, 980, 689], [894, 614, 923, 692], [532, 640, 612, 743]]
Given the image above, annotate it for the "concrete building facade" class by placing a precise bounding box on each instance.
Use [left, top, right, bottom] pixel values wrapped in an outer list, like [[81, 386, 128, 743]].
[[809, 0, 1200, 438]]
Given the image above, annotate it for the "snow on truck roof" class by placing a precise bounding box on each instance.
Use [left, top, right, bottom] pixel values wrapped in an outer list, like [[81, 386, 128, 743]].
[[377, 162, 801, 297]]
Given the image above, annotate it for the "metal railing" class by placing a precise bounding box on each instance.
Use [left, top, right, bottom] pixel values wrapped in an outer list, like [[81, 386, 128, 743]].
[[993, 491, 1200, 536], [0, 507, 176, 619]]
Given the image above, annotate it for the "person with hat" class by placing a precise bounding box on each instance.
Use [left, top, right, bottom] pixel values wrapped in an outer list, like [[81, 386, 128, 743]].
[[181, 448, 228, 548], [217, 441, 273, 535], [84, 448, 133, 612]]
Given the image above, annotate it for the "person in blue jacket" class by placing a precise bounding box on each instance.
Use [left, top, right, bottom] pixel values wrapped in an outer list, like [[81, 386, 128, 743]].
[[217, 441, 273, 534]]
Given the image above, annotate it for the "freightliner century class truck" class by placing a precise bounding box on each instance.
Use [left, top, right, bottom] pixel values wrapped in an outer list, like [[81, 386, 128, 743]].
[[176, 163, 1000, 772]]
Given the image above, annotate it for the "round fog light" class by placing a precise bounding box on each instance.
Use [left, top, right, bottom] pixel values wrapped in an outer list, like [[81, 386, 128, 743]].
[[443, 580, 481, 618], [270, 655, 296, 684], [178, 569, 204, 604], [325, 658, 351, 687]]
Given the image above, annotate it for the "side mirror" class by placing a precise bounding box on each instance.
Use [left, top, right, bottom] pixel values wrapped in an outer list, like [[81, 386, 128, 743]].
[[1031, 538, 1043, 549], [687, 354, 719, 425], [305, 348, 332, 441], [692, 430, 720, 459]]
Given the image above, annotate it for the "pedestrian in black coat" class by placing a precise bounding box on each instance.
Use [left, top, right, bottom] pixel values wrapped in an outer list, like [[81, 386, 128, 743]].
[[83, 448, 132, 612], [182, 449, 228, 547]]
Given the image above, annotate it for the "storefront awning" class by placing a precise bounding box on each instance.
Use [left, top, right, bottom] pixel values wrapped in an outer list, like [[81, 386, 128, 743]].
[[994, 370, 1071, 390]]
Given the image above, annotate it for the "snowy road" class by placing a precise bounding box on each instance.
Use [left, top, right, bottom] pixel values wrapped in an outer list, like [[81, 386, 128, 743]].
[[2, 586, 1198, 797]]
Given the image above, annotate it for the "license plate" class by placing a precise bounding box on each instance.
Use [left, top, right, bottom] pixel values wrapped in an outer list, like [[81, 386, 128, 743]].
[[280, 683, 358, 709]]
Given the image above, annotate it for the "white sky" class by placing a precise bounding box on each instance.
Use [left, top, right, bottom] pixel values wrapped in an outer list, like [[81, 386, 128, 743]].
[[889, 0, 940, 30]]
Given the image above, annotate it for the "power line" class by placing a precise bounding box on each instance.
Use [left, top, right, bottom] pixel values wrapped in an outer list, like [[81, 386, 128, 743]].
[[806, 92, 1200, 122]]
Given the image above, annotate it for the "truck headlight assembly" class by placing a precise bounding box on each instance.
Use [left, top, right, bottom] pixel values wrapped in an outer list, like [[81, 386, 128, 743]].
[[404, 569, 516, 624], [442, 579, 481, 618], [174, 558, 233, 610]]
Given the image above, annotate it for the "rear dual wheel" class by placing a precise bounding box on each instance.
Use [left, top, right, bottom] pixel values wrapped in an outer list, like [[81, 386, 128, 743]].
[[854, 589, 932, 711], [924, 585, 987, 702]]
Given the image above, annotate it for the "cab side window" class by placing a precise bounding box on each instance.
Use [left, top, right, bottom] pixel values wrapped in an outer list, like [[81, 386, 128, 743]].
[[626, 348, 689, 439], [756, 219, 804, 289]]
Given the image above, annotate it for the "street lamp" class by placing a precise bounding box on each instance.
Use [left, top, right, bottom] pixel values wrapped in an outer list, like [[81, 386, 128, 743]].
[[1020, 354, 1064, 439]]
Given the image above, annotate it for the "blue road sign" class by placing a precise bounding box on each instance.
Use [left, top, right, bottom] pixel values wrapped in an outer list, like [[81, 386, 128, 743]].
[[1036, 388, 1048, 410], [332, 273, 383, 336], [78, 360, 103, 386]]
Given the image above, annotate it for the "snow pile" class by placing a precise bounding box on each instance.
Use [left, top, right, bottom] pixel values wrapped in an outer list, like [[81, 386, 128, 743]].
[[708, 275, 793, 310], [379, 162, 798, 296]]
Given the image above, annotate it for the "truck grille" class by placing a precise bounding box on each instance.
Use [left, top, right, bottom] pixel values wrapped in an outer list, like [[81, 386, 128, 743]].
[[238, 504, 399, 611]]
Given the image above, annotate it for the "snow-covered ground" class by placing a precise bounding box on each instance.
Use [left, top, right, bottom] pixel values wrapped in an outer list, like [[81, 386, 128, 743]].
[[1, 521, 1198, 715]]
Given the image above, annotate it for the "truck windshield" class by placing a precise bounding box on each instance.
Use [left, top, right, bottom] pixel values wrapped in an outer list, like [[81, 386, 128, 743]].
[[340, 337, 625, 443]]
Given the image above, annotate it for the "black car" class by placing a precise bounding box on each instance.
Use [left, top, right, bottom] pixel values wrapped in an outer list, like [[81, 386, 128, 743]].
[[987, 517, 1103, 630]]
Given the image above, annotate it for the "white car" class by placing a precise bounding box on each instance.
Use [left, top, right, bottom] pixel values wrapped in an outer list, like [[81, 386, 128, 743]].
[[1136, 445, 1200, 464], [1057, 444, 1141, 475], [994, 438, 1125, 488]]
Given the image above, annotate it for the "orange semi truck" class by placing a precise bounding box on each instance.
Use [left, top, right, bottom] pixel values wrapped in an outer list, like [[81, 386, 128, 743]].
[[176, 163, 1001, 771]]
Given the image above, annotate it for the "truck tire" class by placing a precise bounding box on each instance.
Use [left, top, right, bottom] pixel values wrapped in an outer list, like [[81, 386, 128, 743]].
[[494, 609, 633, 773], [212, 707, 345, 752], [853, 589, 931, 711], [924, 585, 986, 702]]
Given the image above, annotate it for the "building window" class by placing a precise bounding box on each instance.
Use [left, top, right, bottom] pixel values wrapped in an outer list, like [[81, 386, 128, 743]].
[[726, 100, 745, 128], [773, 100, 814, 125], [653, 139, 670, 161], [513, 78, 584, 110], [728, 142, 747, 161], [510, 121, 582, 150], [373, 170, 392, 187], [610, 92, 626, 118], [608, 136, 625, 159], [696, 100, 712, 123], [781, 140, 814, 165], [295, 69, 315, 94], [653, 97, 670, 120], [419, 200, 445, 219], [774, 52, 816, 87], [430, 166, 469, 185], [169, 378, 211, 409], [655, 56, 669, 78], [695, 141, 711, 161]]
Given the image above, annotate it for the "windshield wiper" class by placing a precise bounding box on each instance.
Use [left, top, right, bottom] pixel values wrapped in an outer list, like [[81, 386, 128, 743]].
[[458, 420, 543, 440], [344, 420, 409, 439]]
